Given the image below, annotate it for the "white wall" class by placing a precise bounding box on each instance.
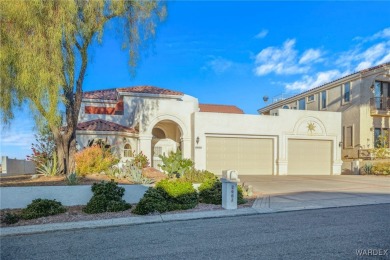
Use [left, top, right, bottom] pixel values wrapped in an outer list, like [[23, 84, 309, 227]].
[[193, 109, 342, 175], [0, 185, 149, 209], [1, 156, 36, 175]]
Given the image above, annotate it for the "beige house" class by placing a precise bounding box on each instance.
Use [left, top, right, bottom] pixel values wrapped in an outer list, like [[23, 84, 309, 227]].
[[258, 62, 390, 160], [76, 85, 342, 175]]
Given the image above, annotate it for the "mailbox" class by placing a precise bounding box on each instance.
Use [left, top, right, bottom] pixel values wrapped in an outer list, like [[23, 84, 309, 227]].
[[221, 169, 239, 210]]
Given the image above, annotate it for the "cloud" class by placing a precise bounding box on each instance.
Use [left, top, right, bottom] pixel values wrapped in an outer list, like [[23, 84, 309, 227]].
[[204, 57, 234, 74], [337, 41, 390, 71], [285, 70, 342, 92], [299, 49, 323, 64], [255, 29, 268, 39], [254, 39, 313, 75], [267, 27, 390, 93], [1, 133, 34, 146]]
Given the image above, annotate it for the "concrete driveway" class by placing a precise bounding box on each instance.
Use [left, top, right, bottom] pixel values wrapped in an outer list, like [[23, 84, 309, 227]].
[[239, 175, 390, 211]]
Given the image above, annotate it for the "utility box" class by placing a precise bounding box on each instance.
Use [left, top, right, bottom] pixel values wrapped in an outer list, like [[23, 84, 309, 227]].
[[221, 169, 239, 209]]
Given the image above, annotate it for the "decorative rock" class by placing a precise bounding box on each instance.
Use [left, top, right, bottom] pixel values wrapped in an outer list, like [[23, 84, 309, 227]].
[[30, 174, 39, 180]]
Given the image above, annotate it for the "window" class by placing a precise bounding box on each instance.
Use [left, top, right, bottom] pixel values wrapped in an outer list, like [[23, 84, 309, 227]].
[[282, 105, 290, 109], [298, 98, 306, 110], [321, 91, 327, 109], [374, 128, 389, 148], [344, 126, 353, 148], [343, 82, 351, 103], [307, 95, 315, 102], [124, 144, 132, 157]]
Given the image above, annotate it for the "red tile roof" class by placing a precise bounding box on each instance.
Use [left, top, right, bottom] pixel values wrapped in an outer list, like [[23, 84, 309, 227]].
[[83, 86, 183, 100], [77, 119, 138, 133], [199, 104, 244, 114], [117, 86, 183, 96]]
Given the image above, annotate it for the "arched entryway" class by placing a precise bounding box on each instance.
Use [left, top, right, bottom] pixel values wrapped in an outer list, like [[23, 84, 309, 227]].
[[151, 120, 183, 168]]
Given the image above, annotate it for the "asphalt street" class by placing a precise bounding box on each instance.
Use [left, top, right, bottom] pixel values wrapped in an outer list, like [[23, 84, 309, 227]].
[[1, 204, 390, 260]]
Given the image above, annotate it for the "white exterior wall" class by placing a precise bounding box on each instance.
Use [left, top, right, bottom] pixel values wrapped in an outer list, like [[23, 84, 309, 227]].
[[78, 94, 199, 162], [193, 109, 342, 175]]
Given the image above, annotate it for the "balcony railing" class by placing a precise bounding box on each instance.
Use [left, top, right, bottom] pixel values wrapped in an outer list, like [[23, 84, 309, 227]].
[[370, 97, 390, 114]]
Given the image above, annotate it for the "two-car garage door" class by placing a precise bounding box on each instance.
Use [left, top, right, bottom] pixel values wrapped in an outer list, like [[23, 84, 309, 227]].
[[206, 137, 273, 175], [206, 137, 332, 175]]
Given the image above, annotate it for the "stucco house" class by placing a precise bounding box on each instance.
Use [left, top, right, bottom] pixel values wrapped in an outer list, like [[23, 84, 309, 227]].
[[76, 85, 342, 175], [258, 62, 390, 160]]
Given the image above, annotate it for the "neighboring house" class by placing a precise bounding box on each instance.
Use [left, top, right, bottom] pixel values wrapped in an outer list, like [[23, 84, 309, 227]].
[[258, 63, 390, 160], [77, 85, 343, 175]]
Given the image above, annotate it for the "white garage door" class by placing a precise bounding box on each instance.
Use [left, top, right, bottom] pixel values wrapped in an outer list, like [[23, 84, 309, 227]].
[[288, 139, 332, 175], [206, 137, 273, 175]]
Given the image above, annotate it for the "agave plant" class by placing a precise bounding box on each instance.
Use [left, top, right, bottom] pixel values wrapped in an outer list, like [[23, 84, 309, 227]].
[[36, 153, 59, 176], [66, 172, 79, 185], [127, 165, 154, 184]]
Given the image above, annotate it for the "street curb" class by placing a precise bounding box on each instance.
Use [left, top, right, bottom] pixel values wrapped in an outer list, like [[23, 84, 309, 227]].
[[2, 201, 390, 237], [0, 208, 259, 237]]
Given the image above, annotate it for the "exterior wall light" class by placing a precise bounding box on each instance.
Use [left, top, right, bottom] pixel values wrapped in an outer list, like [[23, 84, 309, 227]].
[[196, 136, 200, 145], [339, 141, 343, 148]]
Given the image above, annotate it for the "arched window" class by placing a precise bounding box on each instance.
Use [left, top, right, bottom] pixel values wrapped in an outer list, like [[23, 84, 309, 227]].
[[124, 144, 132, 157], [282, 105, 290, 109]]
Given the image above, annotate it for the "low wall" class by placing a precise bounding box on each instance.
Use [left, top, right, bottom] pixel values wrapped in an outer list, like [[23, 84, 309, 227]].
[[1, 156, 36, 175], [0, 185, 149, 209]]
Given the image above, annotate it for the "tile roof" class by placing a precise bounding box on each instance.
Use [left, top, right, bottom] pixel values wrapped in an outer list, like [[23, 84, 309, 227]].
[[77, 119, 138, 133], [83, 86, 183, 100], [199, 103, 244, 114], [117, 86, 183, 96]]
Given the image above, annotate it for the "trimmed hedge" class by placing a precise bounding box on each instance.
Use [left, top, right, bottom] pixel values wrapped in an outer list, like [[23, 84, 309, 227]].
[[21, 199, 66, 220], [83, 181, 131, 214], [198, 178, 246, 205], [133, 179, 198, 215]]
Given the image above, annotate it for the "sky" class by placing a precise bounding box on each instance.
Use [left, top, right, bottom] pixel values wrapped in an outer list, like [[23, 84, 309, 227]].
[[1, 1, 390, 159]]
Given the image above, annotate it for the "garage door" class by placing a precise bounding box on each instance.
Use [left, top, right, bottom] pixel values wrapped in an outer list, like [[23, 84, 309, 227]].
[[288, 139, 332, 175], [206, 137, 273, 175]]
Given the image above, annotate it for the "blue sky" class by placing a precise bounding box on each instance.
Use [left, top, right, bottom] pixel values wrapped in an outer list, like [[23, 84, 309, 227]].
[[1, 1, 390, 159]]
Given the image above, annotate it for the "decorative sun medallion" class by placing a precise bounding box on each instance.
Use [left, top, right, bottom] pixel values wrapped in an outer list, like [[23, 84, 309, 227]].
[[307, 122, 316, 133]]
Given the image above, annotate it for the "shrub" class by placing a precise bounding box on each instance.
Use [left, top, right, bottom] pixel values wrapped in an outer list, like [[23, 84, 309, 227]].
[[83, 181, 131, 214], [155, 179, 198, 210], [132, 151, 150, 169], [75, 145, 119, 176], [132, 188, 169, 215], [21, 199, 66, 220], [1, 212, 20, 224], [372, 162, 390, 175], [198, 178, 246, 205], [158, 150, 194, 178], [181, 168, 216, 183], [133, 179, 198, 215]]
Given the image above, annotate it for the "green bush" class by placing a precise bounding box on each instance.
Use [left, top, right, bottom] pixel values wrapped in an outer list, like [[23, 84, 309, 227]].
[[198, 178, 246, 205], [158, 150, 194, 178], [83, 181, 131, 214], [1, 212, 20, 224], [133, 179, 198, 215], [21, 199, 66, 220], [181, 168, 216, 183], [132, 188, 169, 215]]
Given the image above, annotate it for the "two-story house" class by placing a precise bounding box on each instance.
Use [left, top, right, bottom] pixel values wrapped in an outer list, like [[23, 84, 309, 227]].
[[258, 62, 390, 160], [76, 86, 343, 175]]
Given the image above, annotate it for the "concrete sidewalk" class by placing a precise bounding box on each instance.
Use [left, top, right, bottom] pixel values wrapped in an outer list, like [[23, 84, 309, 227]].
[[2, 175, 390, 237]]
